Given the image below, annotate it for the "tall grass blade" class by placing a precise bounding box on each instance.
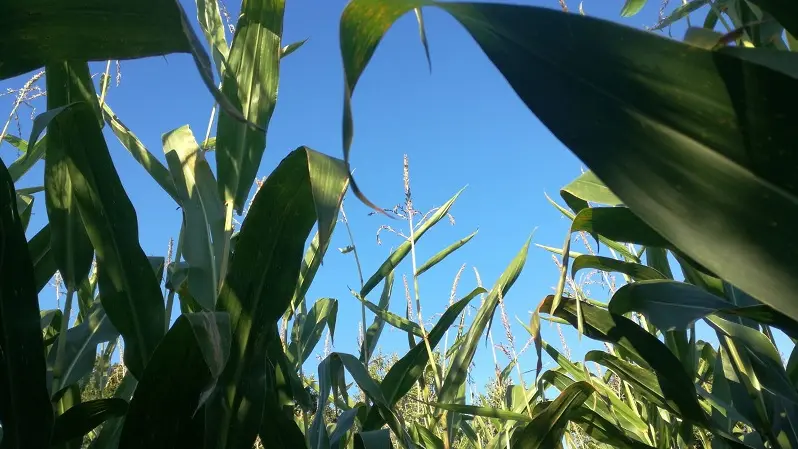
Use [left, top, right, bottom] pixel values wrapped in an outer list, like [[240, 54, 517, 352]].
[[512, 381, 595, 448], [416, 230, 477, 277]]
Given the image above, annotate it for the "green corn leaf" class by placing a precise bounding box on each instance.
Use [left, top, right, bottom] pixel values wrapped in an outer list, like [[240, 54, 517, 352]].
[[360, 187, 464, 297], [571, 255, 666, 281], [16, 186, 44, 196], [260, 341, 309, 449], [15, 192, 33, 232], [3, 134, 29, 153], [87, 372, 138, 449], [416, 230, 477, 277], [329, 406, 362, 449], [746, 0, 798, 37], [47, 300, 119, 396], [585, 350, 706, 424], [207, 147, 348, 449], [309, 355, 335, 449], [571, 207, 671, 249], [428, 402, 532, 422], [51, 398, 128, 446], [560, 170, 622, 213], [355, 429, 393, 449], [215, 0, 285, 213], [354, 292, 424, 337], [512, 381, 595, 448], [8, 136, 47, 183], [28, 224, 57, 294], [610, 280, 798, 338], [569, 407, 655, 449], [621, 0, 647, 16], [163, 125, 225, 310], [438, 237, 530, 411], [360, 270, 394, 363], [0, 157, 54, 448], [102, 103, 180, 204], [43, 62, 96, 292], [118, 312, 231, 448], [339, 0, 798, 323], [47, 101, 165, 380], [288, 298, 338, 368], [654, 0, 711, 30], [411, 423, 444, 449], [361, 286, 485, 430], [195, 0, 229, 77], [281, 39, 308, 58]]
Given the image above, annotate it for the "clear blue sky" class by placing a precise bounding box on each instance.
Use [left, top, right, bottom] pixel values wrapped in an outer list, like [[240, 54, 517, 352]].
[[4, 0, 763, 398]]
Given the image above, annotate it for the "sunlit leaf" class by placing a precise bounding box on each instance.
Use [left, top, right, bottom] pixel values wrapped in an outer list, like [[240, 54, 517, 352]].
[[416, 230, 477, 277]]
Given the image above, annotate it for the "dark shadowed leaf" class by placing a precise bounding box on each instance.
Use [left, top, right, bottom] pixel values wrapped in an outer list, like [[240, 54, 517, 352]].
[[119, 312, 230, 449], [51, 102, 164, 380], [51, 398, 128, 446], [28, 224, 57, 293], [207, 148, 348, 449], [512, 381, 595, 449], [355, 429, 393, 449], [288, 298, 338, 368], [571, 255, 666, 282], [0, 157, 54, 448]]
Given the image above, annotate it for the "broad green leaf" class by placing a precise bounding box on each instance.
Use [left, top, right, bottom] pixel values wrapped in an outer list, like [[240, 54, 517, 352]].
[[28, 224, 57, 294], [654, 0, 711, 29], [355, 429, 393, 449], [560, 170, 622, 213], [15, 193, 33, 231], [119, 312, 231, 449], [215, 0, 285, 212], [288, 298, 338, 368], [163, 125, 225, 310], [335, 353, 413, 447], [329, 406, 362, 449], [207, 147, 348, 449], [354, 292, 424, 337], [621, 0, 647, 16], [259, 341, 309, 449], [51, 398, 128, 446], [0, 158, 54, 448], [87, 372, 138, 449], [43, 61, 95, 290], [438, 237, 530, 409], [571, 255, 666, 281], [51, 102, 165, 380], [102, 103, 180, 204], [571, 207, 671, 249], [412, 424, 443, 449], [416, 230, 477, 277], [569, 407, 655, 449], [48, 300, 119, 396], [2, 134, 28, 152], [707, 315, 798, 405], [195, 0, 229, 77], [585, 350, 706, 424], [360, 187, 464, 297], [339, 1, 798, 323], [8, 136, 46, 183], [362, 287, 485, 430], [360, 270, 394, 362], [512, 381, 595, 448]]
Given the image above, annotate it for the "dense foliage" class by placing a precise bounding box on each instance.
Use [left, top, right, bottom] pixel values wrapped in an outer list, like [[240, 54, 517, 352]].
[[1, 0, 797, 448]]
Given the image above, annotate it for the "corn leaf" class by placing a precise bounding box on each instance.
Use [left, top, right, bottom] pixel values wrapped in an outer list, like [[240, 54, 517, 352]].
[[438, 237, 530, 410], [512, 381, 595, 448], [360, 187, 464, 297], [571, 255, 666, 281], [0, 157, 54, 448], [215, 0, 285, 213], [654, 0, 711, 30], [102, 103, 180, 204], [416, 230, 477, 277], [51, 398, 128, 446], [560, 170, 622, 213], [118, 312, 231, 448], [195, 0, 229, 77], [164, 125, 225, 310], [207, 147, 348, 448], [360, 270, 394, 363], [355, 429, 393, 449], [569, 407, 655, 449], [8, 136, 47, 183], [15, 192, 33, 232], [28, 224, 58, 294], [43, 61, 96, 293], [287, 298, 338, 368], [48, 102, 165, 380], [354, 292, 424, 337]]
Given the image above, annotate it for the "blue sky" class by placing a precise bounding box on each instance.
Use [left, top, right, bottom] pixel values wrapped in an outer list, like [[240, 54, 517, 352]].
[[5, 0, 774, 398]]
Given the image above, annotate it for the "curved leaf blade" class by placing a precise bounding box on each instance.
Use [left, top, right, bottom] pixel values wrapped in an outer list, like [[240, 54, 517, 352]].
[[416, 230, 477, 277]]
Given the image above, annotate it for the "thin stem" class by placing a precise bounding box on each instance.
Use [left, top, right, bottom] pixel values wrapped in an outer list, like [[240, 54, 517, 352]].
[[340, 205, 368, 363], [98, 60, 113, 109], [165, 221, 185, 333]]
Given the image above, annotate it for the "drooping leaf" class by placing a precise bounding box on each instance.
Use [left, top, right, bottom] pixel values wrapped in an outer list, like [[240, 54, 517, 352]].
[[102, 103, 180, 204], [339, 1, 798, 323], [416, 230, 477, 276], [0, 156, 54, 448], [164, 125, 225, 310], [87, 372, 138, 449], [49, 102, 165, 380], [207, 148, 348, 449], [512, 381, 595, 449], [654, 0, 711, 30], [8, 136, 47, 183], [215, 0, 285, 213], [118, 312, 231, 449], [51, 398, 128, 446], [360, 187, 465, 297], [195, 0, 229, 77]]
